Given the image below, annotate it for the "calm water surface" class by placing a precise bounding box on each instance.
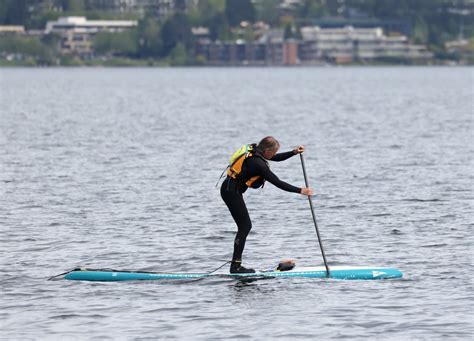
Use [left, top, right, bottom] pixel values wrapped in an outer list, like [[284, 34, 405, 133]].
[[1, 67, 473, 340]]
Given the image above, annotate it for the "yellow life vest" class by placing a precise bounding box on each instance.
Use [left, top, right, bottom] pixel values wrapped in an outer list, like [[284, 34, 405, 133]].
[[227, 144, 265, 188]]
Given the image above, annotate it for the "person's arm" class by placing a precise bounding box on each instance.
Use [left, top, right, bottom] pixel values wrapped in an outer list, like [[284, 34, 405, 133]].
[[258, 162, 301, 193], [270, 150, 296, 162], [270, 145, 305, 162]]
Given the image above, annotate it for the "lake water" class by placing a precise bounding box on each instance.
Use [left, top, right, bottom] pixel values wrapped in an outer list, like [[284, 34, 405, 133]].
[[1, 67, 473, 340]]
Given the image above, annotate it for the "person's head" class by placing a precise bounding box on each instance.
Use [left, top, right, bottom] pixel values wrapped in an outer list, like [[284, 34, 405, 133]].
[[256, 136, 280, 159]]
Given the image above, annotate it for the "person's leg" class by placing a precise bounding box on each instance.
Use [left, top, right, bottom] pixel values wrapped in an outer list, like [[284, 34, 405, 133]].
[[228, 194, 252, 262], [221, 185, 255, 273]]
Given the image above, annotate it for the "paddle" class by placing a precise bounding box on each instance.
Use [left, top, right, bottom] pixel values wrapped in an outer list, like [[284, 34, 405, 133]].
[[299, 153, 330, 277]]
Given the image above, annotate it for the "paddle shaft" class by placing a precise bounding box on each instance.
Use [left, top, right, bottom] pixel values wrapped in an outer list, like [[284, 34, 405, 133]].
[[299, 153, 330, 277]]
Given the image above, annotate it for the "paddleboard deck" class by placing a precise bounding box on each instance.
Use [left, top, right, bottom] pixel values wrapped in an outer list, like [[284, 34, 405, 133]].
[[63, 266, 402, 282]]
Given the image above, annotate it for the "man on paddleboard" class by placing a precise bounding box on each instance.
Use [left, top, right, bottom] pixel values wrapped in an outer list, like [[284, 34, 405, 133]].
[[221, 136, 313, 273]]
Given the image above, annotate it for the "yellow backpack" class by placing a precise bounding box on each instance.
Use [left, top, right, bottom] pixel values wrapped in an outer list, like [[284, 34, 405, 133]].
[[216, 144, 265, 188]]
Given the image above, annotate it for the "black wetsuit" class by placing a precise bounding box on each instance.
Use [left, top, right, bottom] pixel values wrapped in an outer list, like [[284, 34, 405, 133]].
[[220, 150, 301, 262]]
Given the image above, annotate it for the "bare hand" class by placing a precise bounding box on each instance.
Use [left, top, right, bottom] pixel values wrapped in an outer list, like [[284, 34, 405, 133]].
[[293, 145, 305, 154], [300, 187, 313, 196]]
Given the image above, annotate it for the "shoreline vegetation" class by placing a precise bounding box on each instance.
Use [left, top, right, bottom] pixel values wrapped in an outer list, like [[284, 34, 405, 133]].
[[0, 0, 473, 67]]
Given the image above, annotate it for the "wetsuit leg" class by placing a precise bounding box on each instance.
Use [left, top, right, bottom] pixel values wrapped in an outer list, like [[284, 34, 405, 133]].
[[221, 182, 252, 261]]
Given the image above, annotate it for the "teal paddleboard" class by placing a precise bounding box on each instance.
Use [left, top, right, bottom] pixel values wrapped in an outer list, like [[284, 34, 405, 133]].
[[63, 266, 402, 282]]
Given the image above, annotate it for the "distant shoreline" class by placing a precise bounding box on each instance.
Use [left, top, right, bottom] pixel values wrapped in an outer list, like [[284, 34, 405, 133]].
[[1, 60, 470, 68]]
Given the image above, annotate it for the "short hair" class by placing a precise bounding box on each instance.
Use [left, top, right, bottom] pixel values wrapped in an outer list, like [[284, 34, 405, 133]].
[[256, 136, 280, 153]]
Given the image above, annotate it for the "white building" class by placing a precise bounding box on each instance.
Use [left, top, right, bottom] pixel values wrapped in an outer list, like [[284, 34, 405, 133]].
[[45, 17, 137, 55], [300, 26, 433, 63], [0, 25, 25, 34], [46, 16, 137, 34]]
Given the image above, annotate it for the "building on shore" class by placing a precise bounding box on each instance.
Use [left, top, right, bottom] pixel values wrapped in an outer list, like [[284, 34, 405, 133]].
[[303, 18, 412, 37], [0, 26, 25, 35], [300, 26, 433, 64], [195, 28, 300, 66], [195, 40, 300, 66], [283, 39, 299, 65], [445, 39, 474, 64], [196, 25, 433, 66], [45, 16, 137, 56]]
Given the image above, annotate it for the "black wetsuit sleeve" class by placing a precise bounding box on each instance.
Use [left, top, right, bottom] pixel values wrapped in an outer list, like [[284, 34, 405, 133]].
[[258, 161, 301, 193], [271, 150, 296, 162]]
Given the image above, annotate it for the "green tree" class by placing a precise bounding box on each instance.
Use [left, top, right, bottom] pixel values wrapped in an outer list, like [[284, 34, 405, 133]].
[[0, 0, 28, 25], [161, 13, 193, 56], [188, 0, 225, 25], [203, 0, 225, 13], [225, 0, 256, 27], [138, 17, 162, 58], [59, 0, 85, 13], [0, 35, 57, 65], [255, 0, 280, 25], [413, 15, 429, 44], [284, 22, 294, 39], [296, 0, 328, 19], [208, 12, 232, 41], [169, 42, 188, 65], [94, 30, 138, 56], [70, 0, 85, 12]]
